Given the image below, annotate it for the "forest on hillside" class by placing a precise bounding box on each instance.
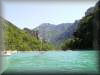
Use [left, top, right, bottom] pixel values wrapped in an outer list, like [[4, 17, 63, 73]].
[[1, 18, 55, 51], [61, 1, 100, 50], [61, 13, 94, 50], [1, 1, 100, 51]]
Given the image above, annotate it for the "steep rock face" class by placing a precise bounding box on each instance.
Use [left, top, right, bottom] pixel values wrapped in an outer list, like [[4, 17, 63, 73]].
[[53, 20, 79, 45], [61, 0, 100, 50], [32, 22, 79, 46], [33, 23, 56, 41], [24, 28, 39, 39], [85, 7, 95, 16], [93, 0, 100, 50], [47, 23, 73, 44]]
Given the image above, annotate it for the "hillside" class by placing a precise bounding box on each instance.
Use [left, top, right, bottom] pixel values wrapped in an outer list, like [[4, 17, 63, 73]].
[[32, 22, 78, 48], [1, 0, 99, 51], [61, 0, 100, 50], [1, 18, 55, 51]]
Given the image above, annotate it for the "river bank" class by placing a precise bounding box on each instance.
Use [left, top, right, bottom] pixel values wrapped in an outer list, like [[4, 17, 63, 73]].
[[0, 50, 17, 56]]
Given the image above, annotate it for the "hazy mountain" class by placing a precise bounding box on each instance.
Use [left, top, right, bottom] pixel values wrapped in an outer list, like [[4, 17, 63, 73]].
[[33, 21, 79, 46], [53, 20, 79, 45]]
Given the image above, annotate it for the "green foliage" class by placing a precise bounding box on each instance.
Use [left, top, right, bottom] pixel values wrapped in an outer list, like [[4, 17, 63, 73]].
[[61, 39, 74, 50], [61, 14, 94, 50], [73, 15, 94, 49], [2, 19, 55, 51]]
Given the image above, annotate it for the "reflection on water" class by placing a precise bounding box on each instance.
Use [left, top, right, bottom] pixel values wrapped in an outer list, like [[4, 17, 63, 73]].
[[2, 51, 100, 74]]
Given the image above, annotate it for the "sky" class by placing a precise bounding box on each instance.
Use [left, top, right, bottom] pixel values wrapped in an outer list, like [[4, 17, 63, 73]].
[[2, 0, 98, 29]]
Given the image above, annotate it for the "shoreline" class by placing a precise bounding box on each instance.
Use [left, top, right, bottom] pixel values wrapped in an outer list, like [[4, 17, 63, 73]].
[[0, 50, 17, 56], [0, 50, 73, 55]]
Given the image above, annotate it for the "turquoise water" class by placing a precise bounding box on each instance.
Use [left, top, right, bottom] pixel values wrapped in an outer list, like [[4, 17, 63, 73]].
[[0, 56, 9, 74], [2, 51, 99, 74]]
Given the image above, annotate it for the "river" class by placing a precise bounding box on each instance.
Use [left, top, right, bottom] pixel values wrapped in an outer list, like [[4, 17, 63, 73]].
[[1, 51, 99, 74]]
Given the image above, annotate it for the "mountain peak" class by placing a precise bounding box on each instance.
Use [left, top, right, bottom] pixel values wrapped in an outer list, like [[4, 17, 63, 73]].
[[40, 23, 55, 26]]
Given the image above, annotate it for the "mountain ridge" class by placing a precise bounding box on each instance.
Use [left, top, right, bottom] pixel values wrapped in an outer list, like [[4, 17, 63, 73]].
[[30, 21, 79, 48]]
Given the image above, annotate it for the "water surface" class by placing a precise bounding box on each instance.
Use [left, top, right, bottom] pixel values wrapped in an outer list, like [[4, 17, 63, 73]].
[[2, 51, 99, 74]]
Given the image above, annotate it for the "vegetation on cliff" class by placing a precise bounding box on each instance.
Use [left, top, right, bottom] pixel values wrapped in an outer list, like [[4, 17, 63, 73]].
[[61, 1, 100, 50], [2, 18, 55, 51]]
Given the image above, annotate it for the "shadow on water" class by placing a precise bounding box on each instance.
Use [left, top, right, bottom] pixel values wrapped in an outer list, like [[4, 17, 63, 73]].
[[0, 56, 9, 75]]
